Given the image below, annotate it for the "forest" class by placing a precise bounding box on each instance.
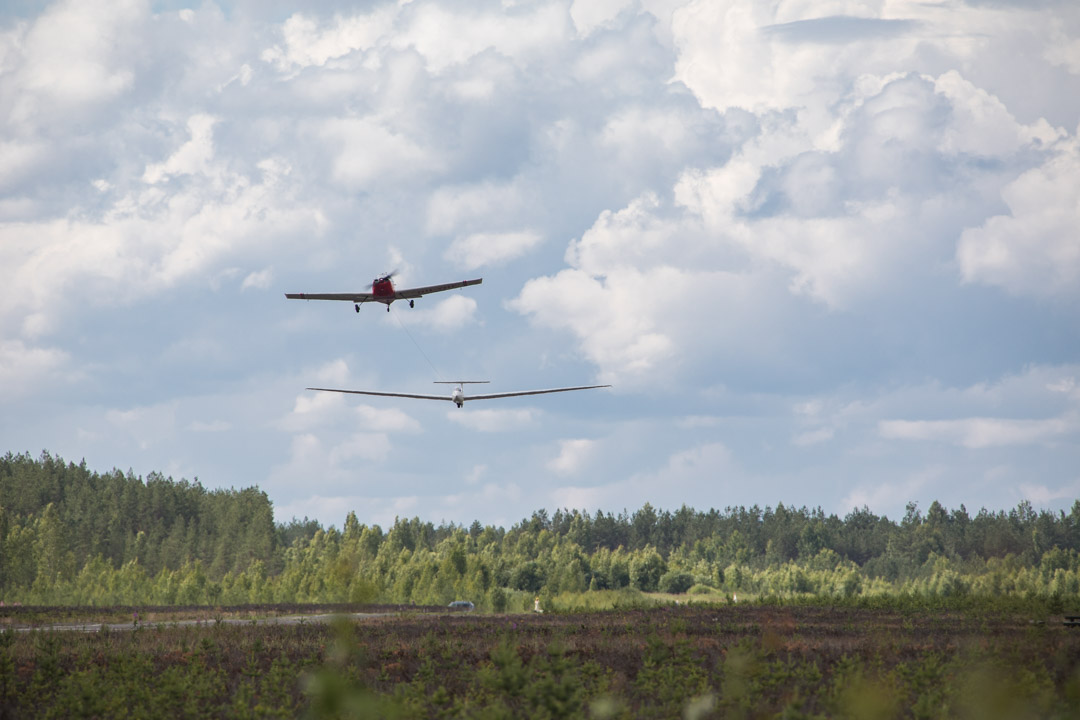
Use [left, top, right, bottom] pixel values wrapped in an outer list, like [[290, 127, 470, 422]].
[[2, 451, 1079, 608]]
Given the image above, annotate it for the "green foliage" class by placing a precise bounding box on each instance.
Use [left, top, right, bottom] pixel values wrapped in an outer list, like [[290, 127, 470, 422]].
[[1, 451, 278, 599], [657, 571, 694, 594], [510, 561, 545, 593], [5, 452, 1080, 608], [629, 546, 666, 592]]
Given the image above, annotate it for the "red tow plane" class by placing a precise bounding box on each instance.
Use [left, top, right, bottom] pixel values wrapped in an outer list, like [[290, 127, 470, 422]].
[[286, 272, 482, 312]]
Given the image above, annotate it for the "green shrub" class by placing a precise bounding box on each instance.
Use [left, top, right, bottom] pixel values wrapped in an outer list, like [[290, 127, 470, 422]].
[[658, 571, 695, 594]]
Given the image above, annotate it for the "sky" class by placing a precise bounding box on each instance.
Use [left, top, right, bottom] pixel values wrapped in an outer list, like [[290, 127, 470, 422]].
[[1, 0, 1078, 531]]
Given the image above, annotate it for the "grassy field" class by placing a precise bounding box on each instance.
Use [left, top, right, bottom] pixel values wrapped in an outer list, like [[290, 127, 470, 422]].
[[2, 601, 1079, 718]]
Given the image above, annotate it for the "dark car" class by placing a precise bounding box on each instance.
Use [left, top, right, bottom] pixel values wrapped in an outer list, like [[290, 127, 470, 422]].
[[448, 600, 475, 611]]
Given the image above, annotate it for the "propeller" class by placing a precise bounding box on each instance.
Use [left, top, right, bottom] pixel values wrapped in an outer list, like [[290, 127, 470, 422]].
[[367, 270, 399, 289]]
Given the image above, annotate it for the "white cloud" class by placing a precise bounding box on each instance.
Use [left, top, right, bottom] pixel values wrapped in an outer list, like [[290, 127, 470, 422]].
[[444, 231, 542, 270], [352, 405, 422, 434], [547, 438, 596, 475], [447, 407, 537, 432], [841, 466, 940, 512], [1045, 34, 1080, 76], [241, 268, 274, 290], [957, 139, 1080, 299], [261, 9, 398, 72], [933, 71, 1060, 157], [878, 415, 1077, 449], [312, 359, 352, 386], [511, 236, 789, 387], [143, 114, 219, 184], [8, 0, 143, 124], [317, 116, 436, 190], [4, 0, 1079, 530], [0, 137, 322, 337], [268, 429, 395, 501], [1018, 480, 1080, 506], [279, 361, 371, 432], [0, 340, 71, 400], [465, 464, 487, 486], [286, 393, 344, 427], [510, 267, 677, 384], [564, 192, 670, 273], [551, 442, 734, 512], [570, 0, 635, 37], [262, 2, 573, 77], [0, 140, 46, 193], [668, 67, 1059, 309], [104, 402, 179, 451], [390, 295, 479, 332], [793, 427, 835, 447], [328, 432, 392, 464], [275, 493, 420, 529], [393, 2, 572, 74], [426, 181, 527, 236]]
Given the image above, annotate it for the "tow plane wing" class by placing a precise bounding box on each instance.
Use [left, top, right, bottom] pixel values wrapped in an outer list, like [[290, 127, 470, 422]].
[[286, 275, 481, 312]]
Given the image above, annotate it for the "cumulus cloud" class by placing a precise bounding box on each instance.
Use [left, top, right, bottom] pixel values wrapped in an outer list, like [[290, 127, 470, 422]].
[[143, 114, 218, 184], [841, 466, 942, 514], [263, 3, 572, 77], [803, 364, 1080, 450], [6, 0, 144, 124], [103, 402, 179, 451], [879, 415, 1077, 449], [570, 0, 635, 37], [1019, 480, 1080, 506], [275, 493, 420, 529], [957, 138, 1080, 299], [267, 431, 394, 499], [328, 432, 393, 464], [317, 116, 436, 190], [0, 129, 322, 338], [390, 295, 479, 332], [0, 340, 72, 400], [511, 267, 678, 383], [444, 230, 543, 269], [793, 427, 835, 447], [4, 0, 1079, 529], [352, 405, 422, 434], [552, 441, 734, 512], [425, 181, 528, 236], [547, 438, 596, 475], [394, 2, 572, 73], [447, 407, 537, 432], [261, 9, 397, 72], [241, 268, 274, 290]]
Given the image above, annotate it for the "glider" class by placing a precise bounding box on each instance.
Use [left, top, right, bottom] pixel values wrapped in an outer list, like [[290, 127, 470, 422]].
[[306, 381, 611, 408]]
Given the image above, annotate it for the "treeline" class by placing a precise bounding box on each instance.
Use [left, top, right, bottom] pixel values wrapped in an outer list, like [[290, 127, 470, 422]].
[[0, 451, 283, 592], [2, 451, 1079, 607]]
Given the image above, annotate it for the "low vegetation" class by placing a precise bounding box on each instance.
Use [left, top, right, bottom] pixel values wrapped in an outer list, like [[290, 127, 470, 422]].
[[2, 600, 1079, 719]]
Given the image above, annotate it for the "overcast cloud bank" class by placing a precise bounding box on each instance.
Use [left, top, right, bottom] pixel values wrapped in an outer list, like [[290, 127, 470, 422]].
[[1, 0, 1077, 529]]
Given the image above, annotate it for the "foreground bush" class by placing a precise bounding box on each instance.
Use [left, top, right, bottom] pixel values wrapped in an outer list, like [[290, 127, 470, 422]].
[[2, 602, 1079, 718]]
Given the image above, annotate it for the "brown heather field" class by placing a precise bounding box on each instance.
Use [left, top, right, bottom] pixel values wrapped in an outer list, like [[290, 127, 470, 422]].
[[2, 602, 1079, 718]]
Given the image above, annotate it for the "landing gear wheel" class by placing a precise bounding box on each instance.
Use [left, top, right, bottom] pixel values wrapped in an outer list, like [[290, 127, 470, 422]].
[[409, 299, 415, 308], [355, 304, 360, 313]]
